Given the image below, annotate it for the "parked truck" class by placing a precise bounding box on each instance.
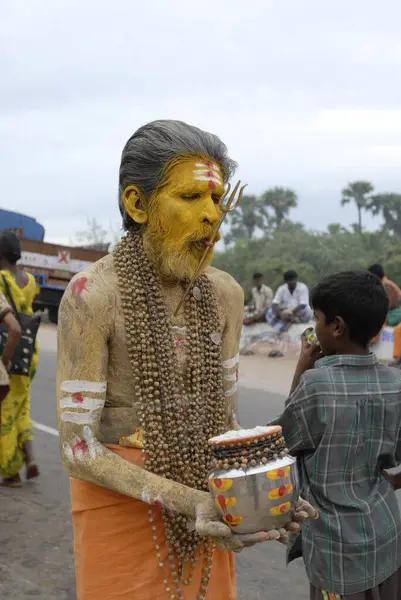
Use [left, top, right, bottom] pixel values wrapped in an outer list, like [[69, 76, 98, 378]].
[[0, 209, 108, 323]]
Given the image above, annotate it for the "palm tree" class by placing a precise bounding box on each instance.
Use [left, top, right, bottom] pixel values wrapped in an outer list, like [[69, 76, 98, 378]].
[[327, 223, 346, 236], [369, 193, 401, 237], [340, 181, 374, 233], [225, 194, 269, 242], [260, 187, 298, 228]]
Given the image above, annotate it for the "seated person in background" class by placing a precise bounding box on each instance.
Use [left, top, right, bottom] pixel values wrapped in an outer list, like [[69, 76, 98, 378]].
[[266, 270, 311, 333], [243, 272, 273, 325]]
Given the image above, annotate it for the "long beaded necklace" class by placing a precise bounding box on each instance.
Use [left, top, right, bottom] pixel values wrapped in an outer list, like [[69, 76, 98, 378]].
[[114, 231, 227, 599]]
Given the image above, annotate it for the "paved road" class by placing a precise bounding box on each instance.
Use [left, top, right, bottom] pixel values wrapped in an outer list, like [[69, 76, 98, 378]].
[[6, 345, 398, 599]]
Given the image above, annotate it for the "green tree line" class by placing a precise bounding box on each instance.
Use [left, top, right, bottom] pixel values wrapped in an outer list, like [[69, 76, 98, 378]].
[[213, 181, 401, 299]]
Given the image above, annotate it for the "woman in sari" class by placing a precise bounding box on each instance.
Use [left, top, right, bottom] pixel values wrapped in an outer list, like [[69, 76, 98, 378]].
[[0, 231, 40, 487]]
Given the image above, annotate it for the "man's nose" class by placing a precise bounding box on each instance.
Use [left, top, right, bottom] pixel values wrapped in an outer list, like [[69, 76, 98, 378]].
[[201, 196, 220, 225]]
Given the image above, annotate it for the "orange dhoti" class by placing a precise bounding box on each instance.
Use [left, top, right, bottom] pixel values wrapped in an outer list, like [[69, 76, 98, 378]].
[[70, 445, 237, 600]]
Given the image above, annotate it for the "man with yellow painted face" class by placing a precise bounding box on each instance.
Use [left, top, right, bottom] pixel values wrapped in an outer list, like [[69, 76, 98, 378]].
[[57, 120, 318, 600]]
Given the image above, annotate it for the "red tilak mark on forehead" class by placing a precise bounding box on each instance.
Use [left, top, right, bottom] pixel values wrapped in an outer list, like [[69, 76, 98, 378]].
[[208, 180, 216, 190], [205, 161, 213, 167], [71, 277, 88, 297], [207, 170, 214, 177]]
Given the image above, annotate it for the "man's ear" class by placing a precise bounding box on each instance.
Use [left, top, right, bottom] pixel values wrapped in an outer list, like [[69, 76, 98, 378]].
[[122, 185, 148, 224]]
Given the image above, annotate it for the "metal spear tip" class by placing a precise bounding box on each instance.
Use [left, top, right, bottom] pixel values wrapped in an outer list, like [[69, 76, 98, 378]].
[[221, 181, 248, 213]]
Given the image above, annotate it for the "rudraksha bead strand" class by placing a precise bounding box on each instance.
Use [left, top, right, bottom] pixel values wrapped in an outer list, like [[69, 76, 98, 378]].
[[114, 231, 226, 600]]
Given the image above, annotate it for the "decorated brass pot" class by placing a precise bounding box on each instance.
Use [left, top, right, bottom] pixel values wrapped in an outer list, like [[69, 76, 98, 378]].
[[208, 426, 299, 534]]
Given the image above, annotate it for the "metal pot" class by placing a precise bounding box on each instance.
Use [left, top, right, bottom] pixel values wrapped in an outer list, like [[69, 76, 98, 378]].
[[208, 454, 299, 534]]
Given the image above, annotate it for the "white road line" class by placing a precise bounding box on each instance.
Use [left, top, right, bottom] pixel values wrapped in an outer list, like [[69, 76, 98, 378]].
[[32, 420, 59, 437]]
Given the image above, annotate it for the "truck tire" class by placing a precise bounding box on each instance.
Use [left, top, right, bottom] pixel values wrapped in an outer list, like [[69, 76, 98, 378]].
[[48, 307, 59, 325]]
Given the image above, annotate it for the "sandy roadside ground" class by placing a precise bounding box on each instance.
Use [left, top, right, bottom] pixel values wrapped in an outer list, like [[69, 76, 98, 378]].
[[239, 354, 295, 396]]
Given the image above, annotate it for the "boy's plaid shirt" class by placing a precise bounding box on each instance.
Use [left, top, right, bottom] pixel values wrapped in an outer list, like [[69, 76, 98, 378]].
[[272, 354, 401, 595]]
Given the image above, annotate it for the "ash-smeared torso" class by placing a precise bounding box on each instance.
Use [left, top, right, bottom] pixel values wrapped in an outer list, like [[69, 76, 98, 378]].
[[58, 253, 244, 445]]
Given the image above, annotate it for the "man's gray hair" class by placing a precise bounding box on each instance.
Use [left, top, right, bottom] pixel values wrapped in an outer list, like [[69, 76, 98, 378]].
[[118, 119, 238, 230]]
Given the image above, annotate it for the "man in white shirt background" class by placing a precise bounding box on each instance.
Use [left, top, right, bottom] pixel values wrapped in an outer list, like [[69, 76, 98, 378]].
[[266, 269, 311, 332], [243, 272, 273, 326]]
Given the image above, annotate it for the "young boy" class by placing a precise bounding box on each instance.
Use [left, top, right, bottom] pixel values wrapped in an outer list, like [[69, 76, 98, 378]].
[[273, 270, 401, 599]]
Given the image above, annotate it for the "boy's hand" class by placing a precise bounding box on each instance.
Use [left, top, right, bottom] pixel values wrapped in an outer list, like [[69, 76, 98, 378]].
[[296, 335, 323, 374]]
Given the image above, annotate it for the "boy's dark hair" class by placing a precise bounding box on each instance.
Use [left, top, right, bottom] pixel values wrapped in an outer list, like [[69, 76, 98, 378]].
[[284, 270, 297, 282], [253, 272, 263, 280], [367, 263, 385, 280], [311, 270, 389, 346]]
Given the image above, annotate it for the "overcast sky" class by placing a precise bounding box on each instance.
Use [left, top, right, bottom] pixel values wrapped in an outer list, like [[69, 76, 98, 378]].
[[1, 0, 401, 244]]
